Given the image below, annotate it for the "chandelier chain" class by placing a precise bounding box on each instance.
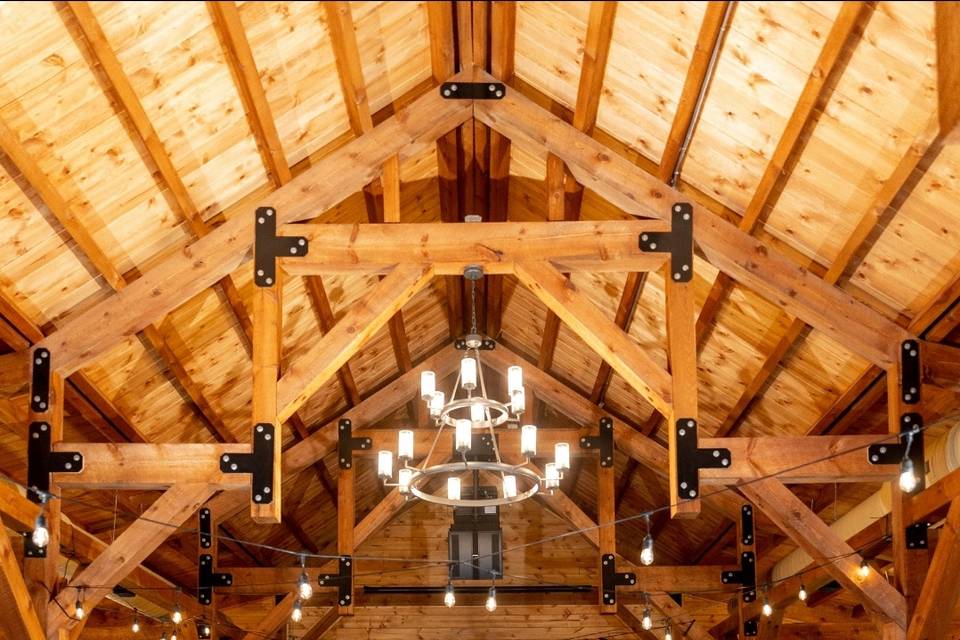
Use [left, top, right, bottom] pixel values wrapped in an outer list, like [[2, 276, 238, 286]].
[[469, 278, 479, 336]]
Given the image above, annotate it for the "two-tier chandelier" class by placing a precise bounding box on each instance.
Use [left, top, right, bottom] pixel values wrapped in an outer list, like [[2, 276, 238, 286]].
[[377, 268, 570, 507]]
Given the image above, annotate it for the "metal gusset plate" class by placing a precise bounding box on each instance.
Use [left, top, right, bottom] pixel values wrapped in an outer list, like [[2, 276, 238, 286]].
[[901, 340, 920, 404], [338, 419, 372, 470], [579, 417, 614, 467], [740, 504, 755, 547], [253, 206, 308, 287], [318, 556, 354, 607], [744, 618, 759, 636], [198, 554, 232, 605], [199, 508, 213, 550], [27, 420, 82, 511], [639, 203, 694, 282], [675, 418, 730, 500], [220, 423, 275, 504], [440, 82, 506, 100], [720, 551, 756, 603], [600, 553, 636, 606], [906, 521, 929, 550], [30, 348, 50, 412], [867, 413, 924, 493]]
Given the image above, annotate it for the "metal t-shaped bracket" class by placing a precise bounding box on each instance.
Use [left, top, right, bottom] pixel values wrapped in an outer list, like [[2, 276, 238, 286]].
[[440, 82, 506, 100], [254, 206, 307, 287], [675, 418, 730, 500], [318, 556, 353, 606], [639, 203, 694, 282], [579, 417, 614, 467], [339, 419, 371, 470], [601, 554, 636, 606], [198, 554, 233, 605], [720, 550, 757, 603], [220, 423, 275, 505], [24, 421, 82, 558]]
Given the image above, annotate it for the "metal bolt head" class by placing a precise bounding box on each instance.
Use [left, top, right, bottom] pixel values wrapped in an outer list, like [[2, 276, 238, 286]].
[[265, 277, 273, 285]]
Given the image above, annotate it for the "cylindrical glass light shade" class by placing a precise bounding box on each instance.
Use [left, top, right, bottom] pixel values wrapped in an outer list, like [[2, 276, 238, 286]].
[[460, 357, 477, 391], [502, 475, 517, 499], [377, 451, 393, 479], [544, 463, 560, 489], [398, 429, 414, 460], [521, 424, 537, 457], [470, 402, 485, 424], [507, 365, 523, 394], [554, 442, 570, 471], [398, 468, 413, 493], [429, 391, 445, 417], [455, 419, 472, 452], [511, 387, 525, 414], [420, 370, 436, 400], [447, 476, 461, 501]]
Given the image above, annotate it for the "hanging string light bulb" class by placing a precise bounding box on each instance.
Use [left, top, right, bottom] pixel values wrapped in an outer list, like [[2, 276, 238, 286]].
[[640, 514, 655, 566], [298, 556, 313, 601], [899, 431, 919, 493], [32, 493, 49, 549], [291, 599, 303, 623], [485, 585, 497, 612], [131, 610, 140, 633], [444, 581, 456, 608], [798, 583, 807, 602], [171, 593, 183, 624], [762, 597, 773, 617], [641, 607, 652, 630], [664, 626, 673, 640], [858, 560, 870, 578], [74, 589, 85, 620]]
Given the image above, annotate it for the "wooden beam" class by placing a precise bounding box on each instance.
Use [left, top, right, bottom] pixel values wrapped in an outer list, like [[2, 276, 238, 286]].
[[935, 2, 960, 141], [590, 272, 647, 405], [304, 277, 362, 406], [514, 262, 672, 417], [737, 499, 757, 638], [907, 499, 960, 640], [251, 259, 283, 523], [598, 444, 616, 613], [46, 483, 215, 638], [241, 593, 295, 640], [616, 603, 658, 640], [920, 340, 960, 393], [0, 349, 29, 395], [739, 478, 906, 628], [339, 432, 356, 615], [474, 70, 907, 368], [0, 515, 45, 640], [276, 264, 434, 423], [300, 606, 341, 640]]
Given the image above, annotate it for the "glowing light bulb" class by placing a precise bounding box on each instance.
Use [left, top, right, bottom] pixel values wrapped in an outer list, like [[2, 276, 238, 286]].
[[544, 463, 560, 489], [398, 429, 414, 461], [485, 586, 497, 612], [502, 475, 517, 499], [507, 366, 523, 394], [762, 599, 773, 617], [74, 599, 84, 620], [171, 633, 178, 640], [202, 625, 211, 638], [171, 603, 182, 624], [448, 476, 461, 501], [798, 585, 807, 602], [899, 457, 918, 493], [444, 583, 456, 608], [298, 570, 313, 600], [470, 402, 485, 424], [859, 560, 870, 578], [641, 608, 652, 630], [420, 370, 436, 400], [429, 391, 445, 417], [521, 424, 537, 457], [455, 419, 472, 453], [291, 599, 303, 623], [398, 468, 413, 493], [640, 534, 654, 566], [132, 612, 140, 633], [32, 513, 49, 548], [554, 442, 570, 472], [377, 450, 393, 480], [460, 357, 477, 390], [665, 629, 673, 640]]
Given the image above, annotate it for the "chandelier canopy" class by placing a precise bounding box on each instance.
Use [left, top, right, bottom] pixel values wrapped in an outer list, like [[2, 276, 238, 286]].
[[377, 271, 569, 507]]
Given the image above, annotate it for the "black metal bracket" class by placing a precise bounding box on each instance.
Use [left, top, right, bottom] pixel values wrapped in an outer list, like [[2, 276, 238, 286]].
[[199, 508, 213, 550], [721, 551, 756, 603], [30, 348, 51, 412], [676, 418, 730, 500], [220, 423, 275, 504], [440, 82, 506, 100], [743, 618, 759, 636], [600, 554, 636, 606], [639, 203, 694, 283], [26, 421, 82, 510], [198, 554, 233, 605], [196, 621, 212, 639], [906, 521, 930, 550], [454, 337, 496, 350], [579, 417, 614, 467], [463, 432, 496, 462], [338, 419, 371, 470], [867, 413, 925, 491], [253, 206, 307, 287], [740, 504, 755, 547], [901, 340, 921, 404], [318, 556, 354, 606]]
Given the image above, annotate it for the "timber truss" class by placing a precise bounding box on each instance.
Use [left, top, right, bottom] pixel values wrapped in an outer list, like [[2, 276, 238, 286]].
[[4, 61, 960, 640]]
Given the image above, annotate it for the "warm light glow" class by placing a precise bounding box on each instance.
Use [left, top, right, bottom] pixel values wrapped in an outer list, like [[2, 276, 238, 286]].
[[291, 599, 303, 623], [521, 424, 537, 457], [448, 477, 461, 501], [455, 419, 472, 452], [859, 560, 870, 578], [641, 608, 652, 630], [554, 442, 570, 472], [507, 365, 523, 394], [378, 450, 393, 480], [74, 600, 84, 620], [132, 618, 140, 633], [511, 387, 526, 414], [298, 571, 313, 600], [420, 370, 436, 400], [430, 392, 445, 417], [202, 625, 211, 638], [398, 429, 414, 460], [762, 600, 773, 617], [171, 633, 178, 640], [398, 468, 413, 493], [664, 629, 673, 640], [461, 357, 478, 390], [172, 604, 182, 624], [545, 463, 560, 489], [444, 583, 456, 608], [32, 513, 49, 548], [471, 402, 485, 424], [640, 534, 654, 566], [503, 475, 517, 499], [798, 585, 807, 602], [899, 458, 917, 493], [485, 586, 497, 612]]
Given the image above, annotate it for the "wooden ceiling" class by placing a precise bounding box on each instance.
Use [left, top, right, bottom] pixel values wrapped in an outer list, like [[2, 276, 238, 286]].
[[1, 1, 959, 639]]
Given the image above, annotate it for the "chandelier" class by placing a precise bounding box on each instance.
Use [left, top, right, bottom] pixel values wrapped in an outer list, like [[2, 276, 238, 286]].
[[377, 268, 570, 507]]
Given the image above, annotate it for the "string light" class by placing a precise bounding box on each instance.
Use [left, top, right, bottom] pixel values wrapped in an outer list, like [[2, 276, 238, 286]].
[[664, 626, 673, 640], [298, 556, 313, 601], [170, 631, 178, 640], [444, 582, 456, 608], [131, 610, 140, 633], [485, 585, 497, 612], [858, 560, 870, 578], [640, 515, 654, 566], [171, 596, 183, 624], [74, 589, 85, 620], [798, 584, 807, 602], [32, 493, 49, 549], [161, 633, 168, 640], [291, 599, 303, 623], [762, 597, 773, 617], [899, 431, 919, 493], [641, 607, 652, 630]]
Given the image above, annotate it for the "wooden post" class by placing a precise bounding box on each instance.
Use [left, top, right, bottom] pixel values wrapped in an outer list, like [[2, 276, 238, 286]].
[[737, 501, 757, 637], [252, 260, 282, 523], [907, 500, 960, 640], [598, 450, 615, 613], [338, 425, 355, 615]]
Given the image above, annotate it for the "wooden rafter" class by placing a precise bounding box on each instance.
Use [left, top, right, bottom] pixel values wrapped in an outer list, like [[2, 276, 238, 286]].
[[665, 260, 698, 517], [0, 530, 47, 640], [907, 499, 960, 640], [240, 593, 295, 640], [935, 1, 960, 141]]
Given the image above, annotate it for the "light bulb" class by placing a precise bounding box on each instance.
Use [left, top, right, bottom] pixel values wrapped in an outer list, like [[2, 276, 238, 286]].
[[32, 513, 49, 548], [665, 629, 673, 640], [470, 402, 485, 424], [444, 582, 456, 607], [74, 599, 84, 620], [859, 560, 870, 578], [641, 607, 652, 630], [172, 603, 182, 624], [460, 357, 477, 391], [377, 450, 393, 480], [502, 475, 517, 499], [762, 599, 773, 617], [171, 633, 178, 640], [899, 458, 917, 493], [554, 442, 570, 472], [507, 365, 523, 394], [291, 599, 303, 623], [544, 463, 560, 489], [420, 370, 436, 400], [455, 419, 472, 453], [448, 476, 461, 501], [398, 468, 413, 493], [201, 625, 211, 639], [430, 391, 445, 417], [798, 585, 807, 602], [398, 429, 414, 461], [132, 619, 140, 633], [485, 586, 497, 612], [640, 534, 654, 566], [511, 387, 525, 414], [161, 633, 168, 640], [521, 424, 537, 457], [298, 570, 313, 600]]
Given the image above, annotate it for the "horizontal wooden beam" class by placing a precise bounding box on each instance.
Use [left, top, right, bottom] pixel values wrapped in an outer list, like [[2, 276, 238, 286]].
[[280, 221, 670, 275], [920, 340, 960, 392], [50, 443, 251, 490]]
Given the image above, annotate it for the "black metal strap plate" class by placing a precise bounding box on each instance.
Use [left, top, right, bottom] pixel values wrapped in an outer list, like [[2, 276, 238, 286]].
[[906, 521, 929, 550], [199, 508, 213, 550], [720, 551, 756, 603], [338, 419, 372, 470], [639, 203, 694, 283], [740, 504, 754, 547], [464, 432, 496, 462], [318, 556, 353, 606], [196, 621, 212, 639], [23, 532, 44, 559], [901, 340, 920, 404], [253, 206, 307, 287], [868, 413, 924, 492], [454, 337, 496, 350], [440, 82, 506, 100], [579, 417, 614, 467], [30, 348, 50, 412], [27, 421, 82, 507], [743, 618, 759, 636], [600, 554, 636, 606], [676, 419, 730, 500], [198, 554, 233, 605], [220, 423, 275, 504]]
